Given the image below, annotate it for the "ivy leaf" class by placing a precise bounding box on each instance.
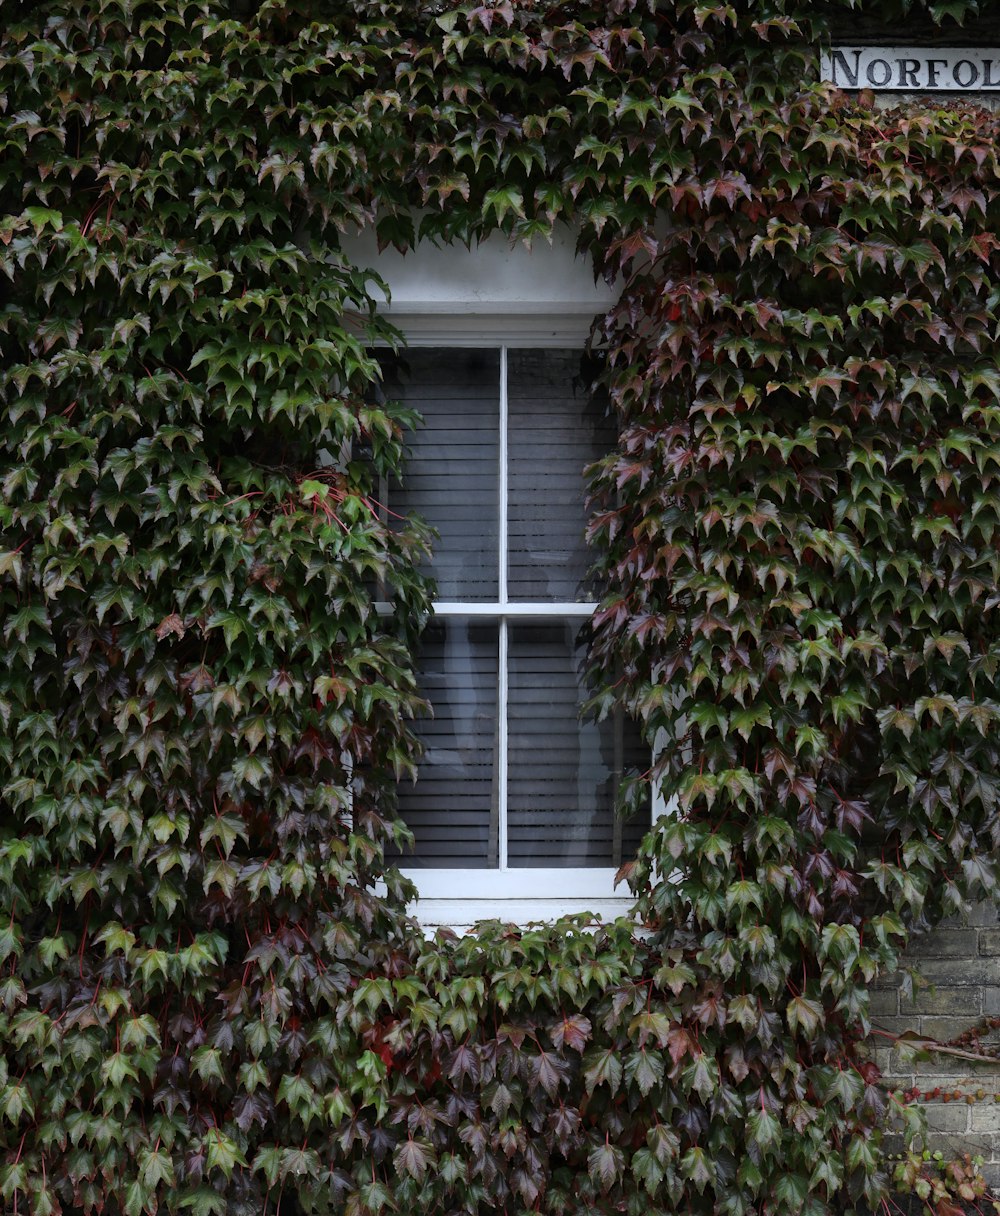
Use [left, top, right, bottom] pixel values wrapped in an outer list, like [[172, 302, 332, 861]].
[[786, 996, 823, 1039], [139, 1148, 176, 1190], [393, 1138, 435, 1182], [582, 1048, 623, 1094], [482, 186, 525, 224], [531, 1049, 569, 1098], [204, 1131, 247, 1179], [587, 1141, 624, 1192], [179, 1191, 227, 1216], [680, 1147, 714, 1193], [632, 1146, 663, 1195], [746, 1106, 781, 1155], [549, 1013, 591, 1051], [624, 1048, 664, 1096]]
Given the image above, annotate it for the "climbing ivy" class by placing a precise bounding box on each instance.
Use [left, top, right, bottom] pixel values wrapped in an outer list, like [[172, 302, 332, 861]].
[[2, 1, 999, 1215]]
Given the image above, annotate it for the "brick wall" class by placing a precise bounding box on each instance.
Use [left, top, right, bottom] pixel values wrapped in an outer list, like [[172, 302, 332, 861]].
[[871, 904, 1000, 1183]]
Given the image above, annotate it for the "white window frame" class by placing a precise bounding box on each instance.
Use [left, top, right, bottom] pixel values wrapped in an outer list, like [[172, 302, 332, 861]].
[[396, 343, 639, 926], [383, 336, 666, 929], [343, 229, 661, 926]]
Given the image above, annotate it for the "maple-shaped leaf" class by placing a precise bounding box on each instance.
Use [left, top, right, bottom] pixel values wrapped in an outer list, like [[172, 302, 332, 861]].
[[588, 1141, 624, 1192], [548, 1013, 592, 1052], [393, 1137, 436, 1182]]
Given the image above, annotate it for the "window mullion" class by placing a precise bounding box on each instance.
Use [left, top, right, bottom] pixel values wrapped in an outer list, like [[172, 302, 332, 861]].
[[498, 618, 509, 871], [612, 704, 624, 869], [498, 346, 509, 870], [499, 344, 509, 606]]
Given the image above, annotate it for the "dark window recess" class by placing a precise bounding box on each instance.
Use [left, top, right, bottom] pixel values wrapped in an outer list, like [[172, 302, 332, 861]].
[[380, 348, 649, 873]]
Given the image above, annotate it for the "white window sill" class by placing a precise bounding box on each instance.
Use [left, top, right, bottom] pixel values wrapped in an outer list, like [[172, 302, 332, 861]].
[[408, 896, 637, 933], [400, 866, 623, 899], [392, 867, 635, 932]]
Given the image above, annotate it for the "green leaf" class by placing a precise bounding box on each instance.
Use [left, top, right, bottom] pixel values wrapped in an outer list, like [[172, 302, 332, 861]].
[[139, 1147, 176, 1190], [680, 1146, 714, 1192], [582, 1048, 623, 1094], [624, 1048, 664, 1096], [204, 1131, 247, 1178], [786, 996, 823, 1039], [179, 1191, 227, 1216], [746, 1106, 781, 1155]]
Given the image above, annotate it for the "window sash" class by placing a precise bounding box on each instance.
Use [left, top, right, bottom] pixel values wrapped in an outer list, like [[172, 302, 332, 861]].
[[389, 345, 639, 875]]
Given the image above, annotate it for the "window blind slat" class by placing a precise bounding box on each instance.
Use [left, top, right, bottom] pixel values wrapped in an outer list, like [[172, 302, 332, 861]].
[[381, 349, 500, 601], [507, 622, 647, 868], [383, 348, 649, 879], [507, 350, 614, 603], [391, 621, 499, 869]]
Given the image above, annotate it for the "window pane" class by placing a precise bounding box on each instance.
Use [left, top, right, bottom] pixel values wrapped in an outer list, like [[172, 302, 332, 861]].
[[507, 622, 647, 867], [507, 350, 614, 602], [383, 349, 500, 601], [394, 620, 499, 868]]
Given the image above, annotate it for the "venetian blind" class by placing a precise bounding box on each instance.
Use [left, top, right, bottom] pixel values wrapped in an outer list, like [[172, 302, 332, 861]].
[[383, 348, 647, 871], [507, 350, 613, 602], [382, 348, 500, 601], [397, 622, 498, 869], [507, 622, 648, 868]]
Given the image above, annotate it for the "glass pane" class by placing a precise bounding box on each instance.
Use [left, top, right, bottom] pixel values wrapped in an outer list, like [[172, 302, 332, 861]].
[[383, 349, 500, 601], [394, 620, 499, 868], [507, 350, 614, 602], [507, 622, 647, 868]]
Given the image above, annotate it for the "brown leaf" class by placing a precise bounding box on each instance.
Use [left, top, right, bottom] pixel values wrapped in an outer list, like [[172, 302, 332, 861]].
[[155, 613, 186, 641]]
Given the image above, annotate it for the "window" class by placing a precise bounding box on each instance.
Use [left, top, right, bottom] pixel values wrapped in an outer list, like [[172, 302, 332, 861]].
[[377, 346, 648, 925]]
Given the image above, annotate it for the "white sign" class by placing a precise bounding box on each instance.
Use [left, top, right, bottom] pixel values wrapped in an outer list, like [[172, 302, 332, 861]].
[[821, 46, 1000, 91]]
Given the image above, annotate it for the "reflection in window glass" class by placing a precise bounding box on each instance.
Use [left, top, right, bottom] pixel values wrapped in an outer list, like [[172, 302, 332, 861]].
[[507, 622, 647, 868], [394, 620, 498, 868], [383, 349, 500, 601], [507, 350, 613, 602]]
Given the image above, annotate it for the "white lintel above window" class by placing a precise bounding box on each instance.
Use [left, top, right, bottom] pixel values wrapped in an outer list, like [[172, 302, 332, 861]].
[[338, 223, 618, 347]]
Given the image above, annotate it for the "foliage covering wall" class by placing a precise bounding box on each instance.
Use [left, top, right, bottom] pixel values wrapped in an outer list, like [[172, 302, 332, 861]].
[[2, 1, 1000, 1214]]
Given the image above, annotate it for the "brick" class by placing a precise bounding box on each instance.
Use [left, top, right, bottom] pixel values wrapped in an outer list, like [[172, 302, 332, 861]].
[[920, 1016, 985, 1041], [971, 1104, 1000, 1133], [924, 1131, 993, 1157], [890, 1049, 923, 1075], [909, 1074, 976, 1089], [905, 929, 978, 958], [984, 987, 1000, 1015], [894, 1050, 1000, 1077], [926, 906, 997, 930], [906, 959, 1000, 987], [903, 986, 982, 1016], [874, 969, 903, 989], [869, 1016, 917, 1037], [983, 1164, 1000, 1189], [980, 931, 1000, 956], [967, 902, 1000, 929], [920, 1103, 972, 1133], [870, 1048, 898, 1076], [869, 988, 898, 1016]]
